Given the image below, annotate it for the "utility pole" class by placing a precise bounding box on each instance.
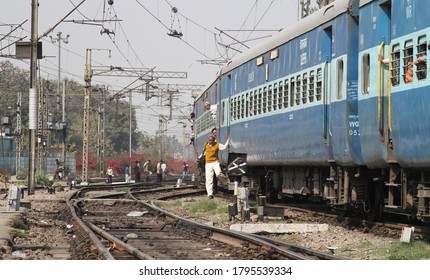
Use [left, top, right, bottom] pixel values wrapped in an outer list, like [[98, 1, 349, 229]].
[[62, 80, 67, 168], [129, 91, 132, 172], [28, 0, 38, 195], [50, 32, 69, 170], [82, 48, 111, 183], [50, 31, 69, 111], [15, 92, 22, 173]]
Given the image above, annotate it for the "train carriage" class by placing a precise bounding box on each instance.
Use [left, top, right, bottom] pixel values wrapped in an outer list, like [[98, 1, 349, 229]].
[[193, 0, 430, 223], [195, 0, 362, 203], [358, 0, 430, 221]]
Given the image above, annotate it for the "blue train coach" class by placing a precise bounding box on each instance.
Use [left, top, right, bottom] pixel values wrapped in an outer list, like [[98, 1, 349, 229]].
[[193, 0, 430, 223]]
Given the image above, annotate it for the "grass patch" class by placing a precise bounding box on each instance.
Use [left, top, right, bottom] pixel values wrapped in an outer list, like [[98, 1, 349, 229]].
[[337, 239, 430, 260], [388, 240, 430, 260], [186, 199, 228, 216], [114, 187, 130, 192], [10, 229, 27, 239], [12, 217, 28, 230]]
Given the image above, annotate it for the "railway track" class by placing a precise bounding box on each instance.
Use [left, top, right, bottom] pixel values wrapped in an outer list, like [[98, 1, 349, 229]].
[[65, 183, 343, 260]]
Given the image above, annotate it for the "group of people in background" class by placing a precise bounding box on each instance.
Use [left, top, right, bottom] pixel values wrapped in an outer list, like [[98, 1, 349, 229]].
[[106, 158, 191, 184], [107, 158, 153, 184]]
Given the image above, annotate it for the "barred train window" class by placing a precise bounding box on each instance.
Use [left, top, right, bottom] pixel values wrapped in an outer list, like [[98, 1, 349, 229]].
[[245, 93, 249, 118], [362, 53, 370, 94], [316, 68, 322, 100], [254, 90, 258, 115], [278, 81, 283, 109], [302, 73, 308, 104], [249, 93, 253, 116], [240, 95, 245, 119], [295, 75, 301, 105], [268, 85, 272, 112], [309, 70, 315, 102], [231, 97, 236, 121], [416, 36, 427, 80], [403, 40, 413, 84], [272, 85, 277, 111], [257, 89, 262, 115], [390, 45, 401, 86], [283, 80, 288, 108], [262, 87, 267, 113], [290, 80, 295, 107], [236, 97, 240, 120]]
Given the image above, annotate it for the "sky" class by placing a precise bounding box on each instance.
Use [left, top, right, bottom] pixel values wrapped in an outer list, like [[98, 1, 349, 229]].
[[0, 0, 314, 138]]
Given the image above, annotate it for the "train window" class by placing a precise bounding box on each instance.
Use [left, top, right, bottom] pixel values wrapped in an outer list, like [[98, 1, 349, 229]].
[[273, 84, 278, 111], [235, 96, 239, 120], [245, 93, 249, 118], [262, 87, 267, 113], [237, 97, 241, 120], [290, 80, 295, 107], [231, 97, 236, 121], [253, 90, 258, 115], [416, 36, 427, 80], [229, 98, 233, 122], [249, 93, 253, 117], [257, 89, 262, 115], [278, 82, 284, 110], [390, 45, 401, 86], [337, 58, 344, 99], [316, 68, 322, 101], [309, 70, 315, 102], [281, 80, 289, 108], [362, 53, 370, 94], [268, 85, 273, 112], [302, 73, 308, 104], [295, 75, 301, 106], [290, 79, 296, 107], [240, 95, 245, 119], [235, 97, 239, 120], [403, 41, 414, 83]]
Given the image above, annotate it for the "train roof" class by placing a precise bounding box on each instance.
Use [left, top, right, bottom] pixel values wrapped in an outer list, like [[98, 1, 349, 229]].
[[195, 0, 356, 102], [359, 0, 372, 7], [220, 0, 356, 75]]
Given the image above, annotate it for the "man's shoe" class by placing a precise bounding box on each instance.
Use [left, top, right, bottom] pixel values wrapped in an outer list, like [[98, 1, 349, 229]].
[[208, 195, 214, 199]]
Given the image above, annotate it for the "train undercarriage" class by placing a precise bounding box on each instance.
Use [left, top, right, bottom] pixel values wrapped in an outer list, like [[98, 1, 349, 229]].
[[228, 161, 430, 224]]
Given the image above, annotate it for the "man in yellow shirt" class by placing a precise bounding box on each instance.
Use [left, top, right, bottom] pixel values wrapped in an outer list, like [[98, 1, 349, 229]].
[[203, 135, 230, 199]]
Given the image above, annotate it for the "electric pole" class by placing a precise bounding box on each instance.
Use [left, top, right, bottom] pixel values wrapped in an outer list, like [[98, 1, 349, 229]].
[[28, 0, 38, 195], [50, 31, 69, 111]]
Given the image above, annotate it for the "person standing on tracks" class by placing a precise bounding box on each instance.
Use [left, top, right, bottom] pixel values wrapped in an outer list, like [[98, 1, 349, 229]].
[[143, 159, 152, 181], [106, 165, 114, 183], [53, 158, 60, 180], [156, 160, 163, 182], [182, 162, 189, 179], [124, 164, 130, 183], [161, 161, 167, 180], [134, 161, 141, 182], [201, 135, 230, 199]]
